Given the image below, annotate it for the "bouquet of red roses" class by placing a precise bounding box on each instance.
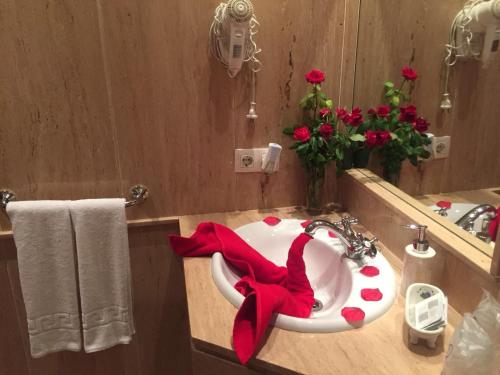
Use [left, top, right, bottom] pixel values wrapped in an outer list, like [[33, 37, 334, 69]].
[[283, 69, 351, 211], [338, 66, 431, 184]]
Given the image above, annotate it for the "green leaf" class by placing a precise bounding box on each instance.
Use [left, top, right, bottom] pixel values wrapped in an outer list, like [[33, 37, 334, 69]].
[[384, 81, 394, 89], [299, 93, 314, 108], [283, 127, 294, 136], [316, 153, 326, 163], [389, 132, 399, 140], [385, 89, 395, 97], [350, 134, 365, 142], [297, 143, 309, 153], [335, 148, 343, 160], [325, 99, 333, 109]]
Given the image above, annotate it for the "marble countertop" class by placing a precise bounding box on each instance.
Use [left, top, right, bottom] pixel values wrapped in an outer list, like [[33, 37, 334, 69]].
[[179, 207, 460, 375]]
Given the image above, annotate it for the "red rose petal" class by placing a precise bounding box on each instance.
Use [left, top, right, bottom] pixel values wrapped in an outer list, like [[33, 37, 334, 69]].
[[360, 266, 379, 277], [263, 216, 281, 226], [301, 220, 313, 228], [328, 231, 337, 238], [341, 307, 365, 322], [361, 288, 383, 301], [436, 200, 452, 210]]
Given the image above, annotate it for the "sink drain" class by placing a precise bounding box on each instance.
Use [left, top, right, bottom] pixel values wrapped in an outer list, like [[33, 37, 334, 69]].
[[312, 299, 323, 312]]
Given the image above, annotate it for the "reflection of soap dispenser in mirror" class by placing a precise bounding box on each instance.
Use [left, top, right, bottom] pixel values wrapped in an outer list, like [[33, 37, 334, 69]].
[[400, 224, 437, 296]]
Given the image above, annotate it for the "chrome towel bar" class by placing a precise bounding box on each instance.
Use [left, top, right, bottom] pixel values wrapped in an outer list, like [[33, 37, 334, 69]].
[[0, 184, 149, 210]]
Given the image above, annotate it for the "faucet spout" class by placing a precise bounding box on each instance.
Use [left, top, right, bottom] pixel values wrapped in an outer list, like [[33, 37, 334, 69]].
[[305, 217, 378, 260], [455, 204, 497, 231]]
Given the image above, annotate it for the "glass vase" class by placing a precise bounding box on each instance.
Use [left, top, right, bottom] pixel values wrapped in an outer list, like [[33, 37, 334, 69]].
[[306, 166, 325, 215], [382, 163, 401, 187], [352, 148, 371, 168]]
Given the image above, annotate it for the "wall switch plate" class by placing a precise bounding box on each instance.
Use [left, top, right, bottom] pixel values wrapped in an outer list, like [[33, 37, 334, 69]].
[[234, 148, 267, 172], [432, 136, 451, 159]]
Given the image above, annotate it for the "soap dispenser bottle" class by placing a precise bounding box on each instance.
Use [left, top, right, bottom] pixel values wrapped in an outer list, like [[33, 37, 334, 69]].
[[400, 224, 437, 296]]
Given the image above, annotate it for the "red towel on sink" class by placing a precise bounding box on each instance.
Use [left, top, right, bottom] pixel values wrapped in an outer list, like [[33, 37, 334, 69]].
[[168, 222, 314, 364], [489, 207, 500, 242]]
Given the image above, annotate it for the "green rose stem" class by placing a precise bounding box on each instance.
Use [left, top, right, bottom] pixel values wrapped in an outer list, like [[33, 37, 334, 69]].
[[313, 84, 320, 121]]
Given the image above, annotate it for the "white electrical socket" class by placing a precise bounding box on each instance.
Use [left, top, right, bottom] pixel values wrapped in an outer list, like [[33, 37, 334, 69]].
[[432, 136, 451, 159], [234, 148, 267, 172]]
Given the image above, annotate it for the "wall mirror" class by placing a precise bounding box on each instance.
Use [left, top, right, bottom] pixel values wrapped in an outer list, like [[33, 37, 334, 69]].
[[352, 0, 500, 268]]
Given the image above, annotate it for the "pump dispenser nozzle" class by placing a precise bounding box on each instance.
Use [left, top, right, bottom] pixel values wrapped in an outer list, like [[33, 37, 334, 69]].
[[403, 224, 430, 253]]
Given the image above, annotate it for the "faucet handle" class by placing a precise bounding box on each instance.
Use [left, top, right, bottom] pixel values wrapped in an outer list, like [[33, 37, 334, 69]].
[[364, 236, 378, 258], [339, 216, 358, 234], [342, 216, 358, 225]]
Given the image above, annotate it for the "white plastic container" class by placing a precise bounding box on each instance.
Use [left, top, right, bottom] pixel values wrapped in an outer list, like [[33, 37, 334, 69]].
[[405, 283, 447, 348]]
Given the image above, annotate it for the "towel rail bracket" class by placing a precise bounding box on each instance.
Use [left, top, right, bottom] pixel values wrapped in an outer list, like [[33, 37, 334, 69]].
[[125, 185, 149, 207], [0, 189, 16, 209]]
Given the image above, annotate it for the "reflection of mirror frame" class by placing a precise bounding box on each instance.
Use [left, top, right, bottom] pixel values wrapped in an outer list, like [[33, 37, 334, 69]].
[[351, 169, 500, 277]]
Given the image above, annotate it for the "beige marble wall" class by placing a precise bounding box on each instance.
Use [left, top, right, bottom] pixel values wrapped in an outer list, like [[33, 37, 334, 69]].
[[0, 0, 360, 231]]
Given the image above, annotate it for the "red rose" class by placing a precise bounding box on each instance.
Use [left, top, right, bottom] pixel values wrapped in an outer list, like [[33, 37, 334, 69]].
[[378, 130, 391, 145], [293, 126, 311, 143], [305, 69, 325, 84], [319, 123, 334, 140], [365, 130, 391, 147], [399, 105, 417, 123], [336, 107, 348, 121], [402, 66, 418, 81], [319, 108, 332, 118], [346, 107, 363, 127], [377, 105, 391, 118], [413, 117, 429, 133], [365, 130, 378, 147], [367, 108, 377, 117]]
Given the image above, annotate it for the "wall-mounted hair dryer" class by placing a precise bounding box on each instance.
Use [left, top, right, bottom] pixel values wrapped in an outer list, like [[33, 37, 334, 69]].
[[211, 0, 254, 78], [210, 0, 262, 120], [460, 0, 500, 66], [441, 0, 500, 109]]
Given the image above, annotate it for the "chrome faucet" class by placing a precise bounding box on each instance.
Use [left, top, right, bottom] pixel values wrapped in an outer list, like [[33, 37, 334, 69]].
[[455, 204, 497, 231], [304, 216, 378, 260]]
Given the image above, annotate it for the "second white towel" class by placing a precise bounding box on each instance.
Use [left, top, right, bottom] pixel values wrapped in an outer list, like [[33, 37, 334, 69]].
[[69, 198, 135, 353]]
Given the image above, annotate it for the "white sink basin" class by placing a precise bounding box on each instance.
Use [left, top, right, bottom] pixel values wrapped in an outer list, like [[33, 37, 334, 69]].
[[211, 219, 396, 333], [430, 203, 496, 247]]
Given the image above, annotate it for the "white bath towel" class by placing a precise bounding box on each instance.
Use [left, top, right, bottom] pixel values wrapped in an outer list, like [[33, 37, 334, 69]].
[[7, 201, 82, 358], [69, 198, 135, 353]]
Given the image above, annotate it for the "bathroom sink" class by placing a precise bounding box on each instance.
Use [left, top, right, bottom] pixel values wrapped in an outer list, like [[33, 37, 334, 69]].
[[430, 203, 496, 246], [431, 203, 486, 225], [211, 219, 396, 333]]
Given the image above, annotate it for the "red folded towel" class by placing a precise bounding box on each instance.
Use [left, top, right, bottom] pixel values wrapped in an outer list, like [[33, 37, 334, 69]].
[[489, 207, 500, 242], [169, 222, 287, 284], [169, 222, 314, 364]]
